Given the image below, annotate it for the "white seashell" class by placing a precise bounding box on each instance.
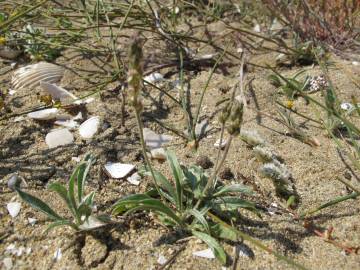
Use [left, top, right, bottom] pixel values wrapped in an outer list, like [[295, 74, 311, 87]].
[[27, 108, 59, 120], [28, 217, 37, 226], [157, 254, 167, 265], [352, 61, 359, 66], [12, 62, 64, 90], [143, 128, 173, 149], [0, 47, 21, 60], [144, 72, 164, 84], [104, 162, 135, 178], [340, 102, 353, 111], [53, 248, 62, 261], [192, 248, 215, 259], [45, 128, 74, 148], [127, 173, 141, 186], [150, 148, 167, 160], [40, 82, 77, 102], [2, 257, 13, 270], [7, 202, 21, 218], [79, 116, 100, 139], [214, 138, 228, 149], [54, 119, 79, 129]]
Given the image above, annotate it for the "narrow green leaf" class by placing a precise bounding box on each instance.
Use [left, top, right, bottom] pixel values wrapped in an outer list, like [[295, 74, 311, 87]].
[[213, 184, 253, 197], [82, 191, 96, 206], [16, 188, 63, 221], [45, 220, 78, 234], [213, 197, 257, 212], [124, 199, 183, 225], [188, 209, 210, 234], [68, 166, 80, 216], [48, 182, 75, 216], [211, 223, 238, 241], [192, 230, 227, 265], [112, 194, 152, 214], [166, 150, 184, 210], [77, 155, 94, 202]]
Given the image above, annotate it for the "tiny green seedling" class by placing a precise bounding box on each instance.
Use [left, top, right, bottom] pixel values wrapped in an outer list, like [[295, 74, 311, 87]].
[[15, 154, 109, 232]]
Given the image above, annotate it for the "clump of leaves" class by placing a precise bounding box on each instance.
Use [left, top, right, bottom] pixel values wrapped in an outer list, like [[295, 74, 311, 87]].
[[268, 70, 310, 100], [112, 150, 257, 265], [15, 154, 109, 232]]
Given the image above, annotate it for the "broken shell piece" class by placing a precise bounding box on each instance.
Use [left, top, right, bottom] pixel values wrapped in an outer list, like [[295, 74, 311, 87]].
[[340, 102, 353, 111], [27, 108, 59, 120], [143, 128, 173, 149], [192, 248, 215, 259], [53, 248, 62, 261], [144, 72, 164, 84], [104, 162, 135, 179], [79, 116, 100, 139], [214, 138, 228, 149], [12, 62, 64, 90], [28, 217, 37, 226], [54, 119, 79, 129], [8, 89, 16, 95], [352, 61, 359, 66], [7, 202, 21, 218], [150, 148, 167, 160], [45, 128, 74, 148], [40, 82, 77, 103], [127, 173, 141, 186]]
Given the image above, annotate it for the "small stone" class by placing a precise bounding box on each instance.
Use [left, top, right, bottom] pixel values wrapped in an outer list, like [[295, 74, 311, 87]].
[[196, 156, 213, 169], [214, 138, 228, 149], [219, 167, 234, 180], [82, 235, 108, 267]]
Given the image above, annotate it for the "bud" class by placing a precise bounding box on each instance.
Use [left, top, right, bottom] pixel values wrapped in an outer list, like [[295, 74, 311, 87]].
[[128, 36, 143, 106], [218, 102, 231, 124]]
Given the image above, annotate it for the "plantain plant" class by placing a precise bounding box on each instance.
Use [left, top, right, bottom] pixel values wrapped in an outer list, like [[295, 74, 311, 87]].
[[15, 154, 109, 232], [113, 150, 257, 264]]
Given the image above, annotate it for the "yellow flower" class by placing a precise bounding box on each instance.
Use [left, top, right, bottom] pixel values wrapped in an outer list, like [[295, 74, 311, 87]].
[[286, 100, 294, 109], [0, 37, 6, 45]]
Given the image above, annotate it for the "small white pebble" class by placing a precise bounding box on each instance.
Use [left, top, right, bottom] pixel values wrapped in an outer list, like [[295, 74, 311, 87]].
[[7, 202, 21, 218], [157, 254, 167, 265]]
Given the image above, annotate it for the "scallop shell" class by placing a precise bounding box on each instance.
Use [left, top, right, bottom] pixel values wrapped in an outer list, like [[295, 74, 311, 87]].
[[12, 62, 64, 90]]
